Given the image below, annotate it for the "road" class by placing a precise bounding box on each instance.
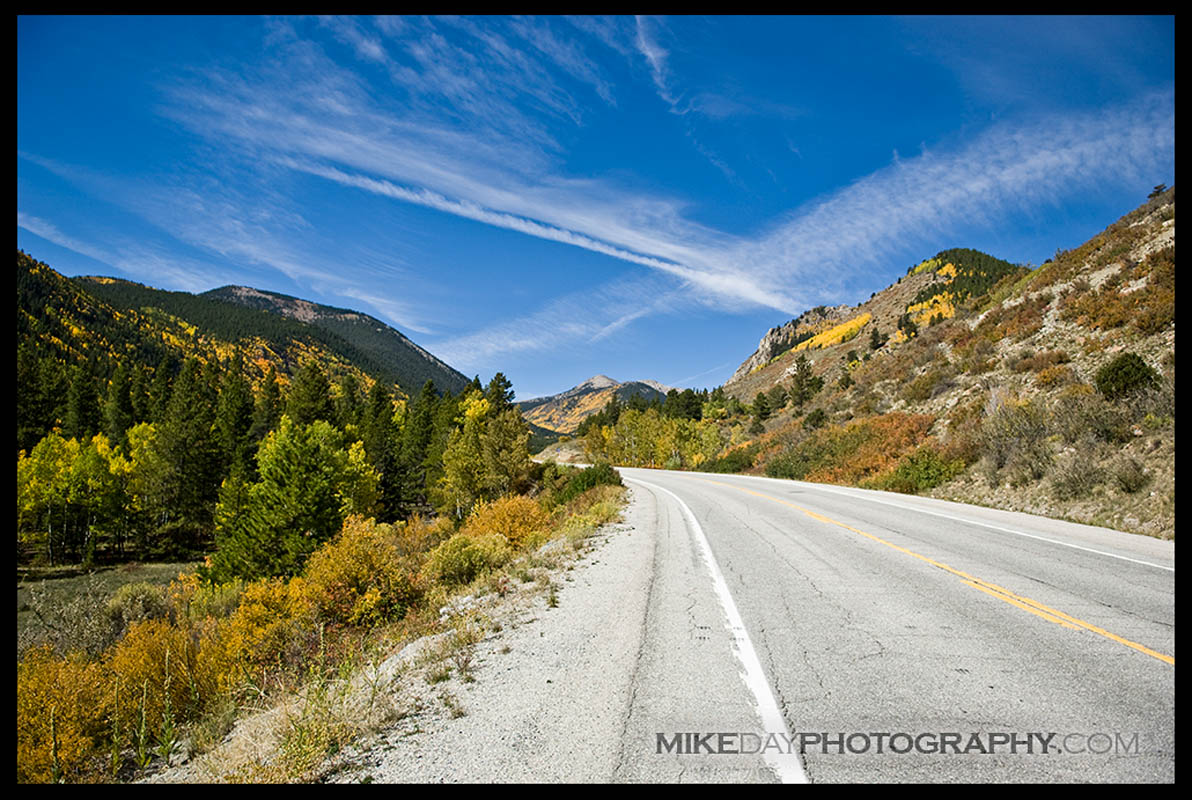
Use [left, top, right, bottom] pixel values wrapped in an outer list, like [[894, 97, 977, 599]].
[[617, 468, 1175, 782], [354, 468, 1174, 783]]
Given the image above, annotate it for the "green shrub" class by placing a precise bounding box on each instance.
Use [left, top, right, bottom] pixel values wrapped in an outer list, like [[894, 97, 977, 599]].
[[554, 462, 622, 507], [864, 445, 964, 494], [1095, 353, 1160, 400], [422, 533, 510, 588], [106, 582, 171, 638], [704, 444, 759, 473], [803, 409, 828, 430]]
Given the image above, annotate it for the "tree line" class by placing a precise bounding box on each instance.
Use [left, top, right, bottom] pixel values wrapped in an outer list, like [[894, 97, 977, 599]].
[[17, 353, 530, 578]]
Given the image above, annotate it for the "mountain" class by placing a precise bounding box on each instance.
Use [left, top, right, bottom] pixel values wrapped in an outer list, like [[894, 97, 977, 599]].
[[723, 188, 1176, 537], [201, 286, 468, 395], [16, 252, 470, 450], [518, 375, 675, 434], [73, 279, 469, 396]]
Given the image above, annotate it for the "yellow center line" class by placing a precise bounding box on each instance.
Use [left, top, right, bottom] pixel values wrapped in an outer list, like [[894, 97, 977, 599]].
[[695, 477, 1175, 667]]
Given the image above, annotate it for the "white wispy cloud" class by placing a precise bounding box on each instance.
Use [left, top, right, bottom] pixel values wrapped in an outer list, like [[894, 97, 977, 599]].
[[156, 15, 1174, 366], [22, 18, 1174, 377], [429, 274, 682, 369], [737, 93, 1176, 295], [18, 210, 232, 293]]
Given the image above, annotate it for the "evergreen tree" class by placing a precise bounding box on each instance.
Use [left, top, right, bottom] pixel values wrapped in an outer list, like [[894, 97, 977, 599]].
[[481, 408, 532, 496], [250, 365, 282, 443], [103, 362, 136, 450], [485, 372, 515, 412], [214, 358, 255, 479], [151, 358, 220, 556], [788, 355, 823, 408], [766, 385, 788, 412], [363, 381, 404, 521], [286, 361, 334, 426], [64, 366, 102, 440], [17, 344, 66, 452], [335, 373, 365, 431], [753, 391, 771, 421], [400, 380, 438, 507], [128, 364, 151, 426], [148, 360, 175, 422], [206, 417, 379, 580]]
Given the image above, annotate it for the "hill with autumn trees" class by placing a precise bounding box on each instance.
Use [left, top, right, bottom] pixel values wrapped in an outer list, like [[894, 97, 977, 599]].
[[581, 187, 1175, 538], [16, 252, 509, 567]]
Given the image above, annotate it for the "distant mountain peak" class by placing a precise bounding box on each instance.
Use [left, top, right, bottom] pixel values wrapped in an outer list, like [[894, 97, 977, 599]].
[[577, 374, 619, 390], [517, 374, 672, 434]]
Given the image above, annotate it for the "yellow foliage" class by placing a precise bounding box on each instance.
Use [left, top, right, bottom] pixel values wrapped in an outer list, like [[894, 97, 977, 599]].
[[909, 257, 943, 276], [17, 647, 108, 783], [936, 262, 957, 279], [793, 312, 872, 352], [461, 394, 491, 422], [462, 495, 550, 548], [108, 618, 211, 735], [221, 578, 316, 675], [906, 292, 956, 327], [303, 515, 422, 627]]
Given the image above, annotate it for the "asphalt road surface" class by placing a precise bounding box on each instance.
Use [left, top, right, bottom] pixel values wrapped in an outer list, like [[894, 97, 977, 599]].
[[618, 468, 1174, 783], [357, 469, 1174, 783]]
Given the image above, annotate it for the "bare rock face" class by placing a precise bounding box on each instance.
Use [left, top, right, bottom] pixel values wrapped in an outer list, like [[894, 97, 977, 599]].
[[727, 305, 848, 385]]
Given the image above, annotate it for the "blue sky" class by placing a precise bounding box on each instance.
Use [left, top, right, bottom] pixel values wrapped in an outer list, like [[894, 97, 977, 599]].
[[18, 16, 1174, 400]]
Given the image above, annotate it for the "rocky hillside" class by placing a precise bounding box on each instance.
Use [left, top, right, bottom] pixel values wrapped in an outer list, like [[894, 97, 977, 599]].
[[722, 187, 1175, 537], [519, 375, 673, 434]]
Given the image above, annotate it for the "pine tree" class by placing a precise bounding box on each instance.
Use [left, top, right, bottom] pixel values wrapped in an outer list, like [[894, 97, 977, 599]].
[[335, 373, 364, 431], [363, 381, 404, 521], [250, 365, 282, 443], [148, 360, 175, 422], [753, 391, 771, 422], [400, 381, 438, 507], [64, 366, 102, 440], [286, 361, 334, 426], [103, 362, 136, 449], [485, 372, 515, 412], [152, 358, 220, 556], [214, 358, 255, 479], [206, 417, 379, 580]]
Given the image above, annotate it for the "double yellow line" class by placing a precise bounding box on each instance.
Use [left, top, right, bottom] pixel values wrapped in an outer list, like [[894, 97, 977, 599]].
[[699, 478, 1175, 667]]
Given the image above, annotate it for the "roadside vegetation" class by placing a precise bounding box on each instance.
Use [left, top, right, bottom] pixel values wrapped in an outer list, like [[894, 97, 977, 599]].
[[17, 463, 625, 783]]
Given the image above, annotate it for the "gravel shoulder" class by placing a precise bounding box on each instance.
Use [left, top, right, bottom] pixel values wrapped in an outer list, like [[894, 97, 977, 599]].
[[326, 492, 657, 783]]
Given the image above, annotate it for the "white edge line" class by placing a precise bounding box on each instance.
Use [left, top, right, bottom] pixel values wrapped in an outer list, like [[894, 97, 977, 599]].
[[716, 474, 1175, 574], [629, 478, 810, 785]]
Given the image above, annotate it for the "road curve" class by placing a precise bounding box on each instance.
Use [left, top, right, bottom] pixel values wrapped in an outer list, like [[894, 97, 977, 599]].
[[619, 468, 1174, 783]]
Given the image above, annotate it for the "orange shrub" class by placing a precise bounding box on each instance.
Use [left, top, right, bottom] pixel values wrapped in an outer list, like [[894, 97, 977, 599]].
[[461, 495, 550, 548], [393, 514, 454, 556], [1035, 365, 1076, 389]]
